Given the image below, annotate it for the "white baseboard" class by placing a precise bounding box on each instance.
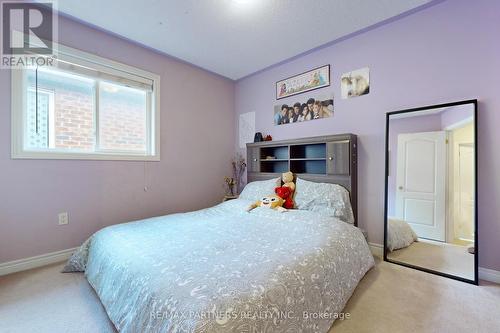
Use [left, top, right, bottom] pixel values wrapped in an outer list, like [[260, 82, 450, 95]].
[[368, 242, 500, 284], [368, 242, 383, 257], [0, 247, 77, 276], [479, 267, 500, 284]]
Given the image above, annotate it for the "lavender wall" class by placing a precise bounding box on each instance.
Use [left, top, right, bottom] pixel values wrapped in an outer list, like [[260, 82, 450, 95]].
[[0, 14, 235, 263], [235, 0, 500, 270]]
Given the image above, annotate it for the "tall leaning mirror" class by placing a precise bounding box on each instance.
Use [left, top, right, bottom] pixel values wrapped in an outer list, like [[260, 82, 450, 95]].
[[384, 100, 478, 285]]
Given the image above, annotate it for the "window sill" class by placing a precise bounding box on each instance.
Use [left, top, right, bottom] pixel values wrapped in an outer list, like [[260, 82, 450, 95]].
[[11, 150, 160, 162]]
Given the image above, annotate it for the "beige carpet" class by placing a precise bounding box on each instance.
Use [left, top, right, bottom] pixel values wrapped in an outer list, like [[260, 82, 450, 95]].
[[1, 258, 499, 333], [387, 240, 474, 280]]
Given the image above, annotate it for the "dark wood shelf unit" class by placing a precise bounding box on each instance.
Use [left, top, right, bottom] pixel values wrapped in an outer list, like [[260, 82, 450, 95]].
[[246, 134, 358, 225]]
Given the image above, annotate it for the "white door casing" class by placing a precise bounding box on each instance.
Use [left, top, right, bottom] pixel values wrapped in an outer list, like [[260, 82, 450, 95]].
[[396, 131, 446, 241], [455, 143, 475, 241]]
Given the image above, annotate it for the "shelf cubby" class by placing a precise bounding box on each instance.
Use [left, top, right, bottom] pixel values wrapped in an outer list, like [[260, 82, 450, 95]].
[[260, 146, 288, 160], [290, 159, 326, 174], [290, 143, 326, 159], [260, 160, 289, 173]]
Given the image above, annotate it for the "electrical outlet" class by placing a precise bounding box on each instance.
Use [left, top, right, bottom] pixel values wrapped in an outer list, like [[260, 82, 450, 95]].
[[58, 212, 69, 225]]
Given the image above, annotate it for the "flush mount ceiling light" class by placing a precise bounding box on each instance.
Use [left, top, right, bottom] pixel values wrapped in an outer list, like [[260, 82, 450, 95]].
[[230, 0, 260, 8]]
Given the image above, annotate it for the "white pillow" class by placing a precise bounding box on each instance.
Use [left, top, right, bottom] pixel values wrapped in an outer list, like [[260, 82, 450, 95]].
[[294, 178, 355, 224], [239, 178, 281, 201], [387, 217, 418, 251]]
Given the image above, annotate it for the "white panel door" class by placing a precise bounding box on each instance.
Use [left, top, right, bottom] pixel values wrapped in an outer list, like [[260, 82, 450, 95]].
[[396, 131, 446, 241]]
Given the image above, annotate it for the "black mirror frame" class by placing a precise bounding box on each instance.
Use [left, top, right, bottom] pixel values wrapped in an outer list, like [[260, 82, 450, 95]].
[[383, 99, 478, 285]]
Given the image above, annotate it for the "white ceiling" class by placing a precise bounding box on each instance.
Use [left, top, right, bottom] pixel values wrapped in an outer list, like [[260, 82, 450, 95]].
[[54, 0, 433, 80]]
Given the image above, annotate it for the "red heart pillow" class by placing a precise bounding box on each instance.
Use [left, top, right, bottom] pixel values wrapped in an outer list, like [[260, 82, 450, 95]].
[[275, 186, 291, 199]]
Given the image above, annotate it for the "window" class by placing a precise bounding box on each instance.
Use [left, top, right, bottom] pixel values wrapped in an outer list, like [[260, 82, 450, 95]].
[[12, 42, 160, 161]]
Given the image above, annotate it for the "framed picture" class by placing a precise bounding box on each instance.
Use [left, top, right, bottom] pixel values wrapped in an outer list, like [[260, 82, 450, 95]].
[[341, 67, 370, 99], [274, 96, 333, 126], [276, 65, 330, 100]]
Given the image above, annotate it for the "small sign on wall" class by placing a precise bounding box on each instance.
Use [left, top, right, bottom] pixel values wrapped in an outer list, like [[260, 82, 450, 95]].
[[239, 111, 255, 149]]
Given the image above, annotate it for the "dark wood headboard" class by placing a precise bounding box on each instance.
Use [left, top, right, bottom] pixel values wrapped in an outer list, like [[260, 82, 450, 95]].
[[246, 134, 358, 226]]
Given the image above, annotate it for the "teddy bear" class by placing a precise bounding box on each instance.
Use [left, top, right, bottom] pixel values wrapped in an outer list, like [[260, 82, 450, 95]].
[[281, 171, 296, 192], [274, 171, 296, 209], [246, 194, 287, 213]]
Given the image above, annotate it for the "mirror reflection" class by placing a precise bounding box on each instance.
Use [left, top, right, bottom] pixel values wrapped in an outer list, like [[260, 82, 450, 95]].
[[386, 102, 476, 281]]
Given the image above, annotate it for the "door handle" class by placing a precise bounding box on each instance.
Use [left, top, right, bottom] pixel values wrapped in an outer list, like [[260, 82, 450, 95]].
[[398, 186, 403, 190]]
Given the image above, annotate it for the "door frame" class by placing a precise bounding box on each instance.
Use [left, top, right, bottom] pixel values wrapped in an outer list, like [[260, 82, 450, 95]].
[[445, 119, 474, 244], [383, 99, 478, 285]]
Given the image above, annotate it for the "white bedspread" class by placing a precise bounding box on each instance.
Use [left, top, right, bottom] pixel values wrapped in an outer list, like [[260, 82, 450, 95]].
[[64, 199, 374, 333]]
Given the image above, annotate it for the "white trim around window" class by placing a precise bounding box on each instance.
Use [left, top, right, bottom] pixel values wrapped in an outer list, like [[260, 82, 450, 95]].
[[11, 42, 161, 161]]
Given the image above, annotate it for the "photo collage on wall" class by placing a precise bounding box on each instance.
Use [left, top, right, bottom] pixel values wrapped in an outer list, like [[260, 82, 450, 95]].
[[274, 97, 333, 126], [273, 65, 370, 126]]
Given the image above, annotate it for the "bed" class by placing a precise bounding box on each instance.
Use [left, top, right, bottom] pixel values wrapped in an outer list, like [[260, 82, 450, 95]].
[[64, 134, 374, 332], [386, 217, 419, 251], [64, 198, 373, 332]]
